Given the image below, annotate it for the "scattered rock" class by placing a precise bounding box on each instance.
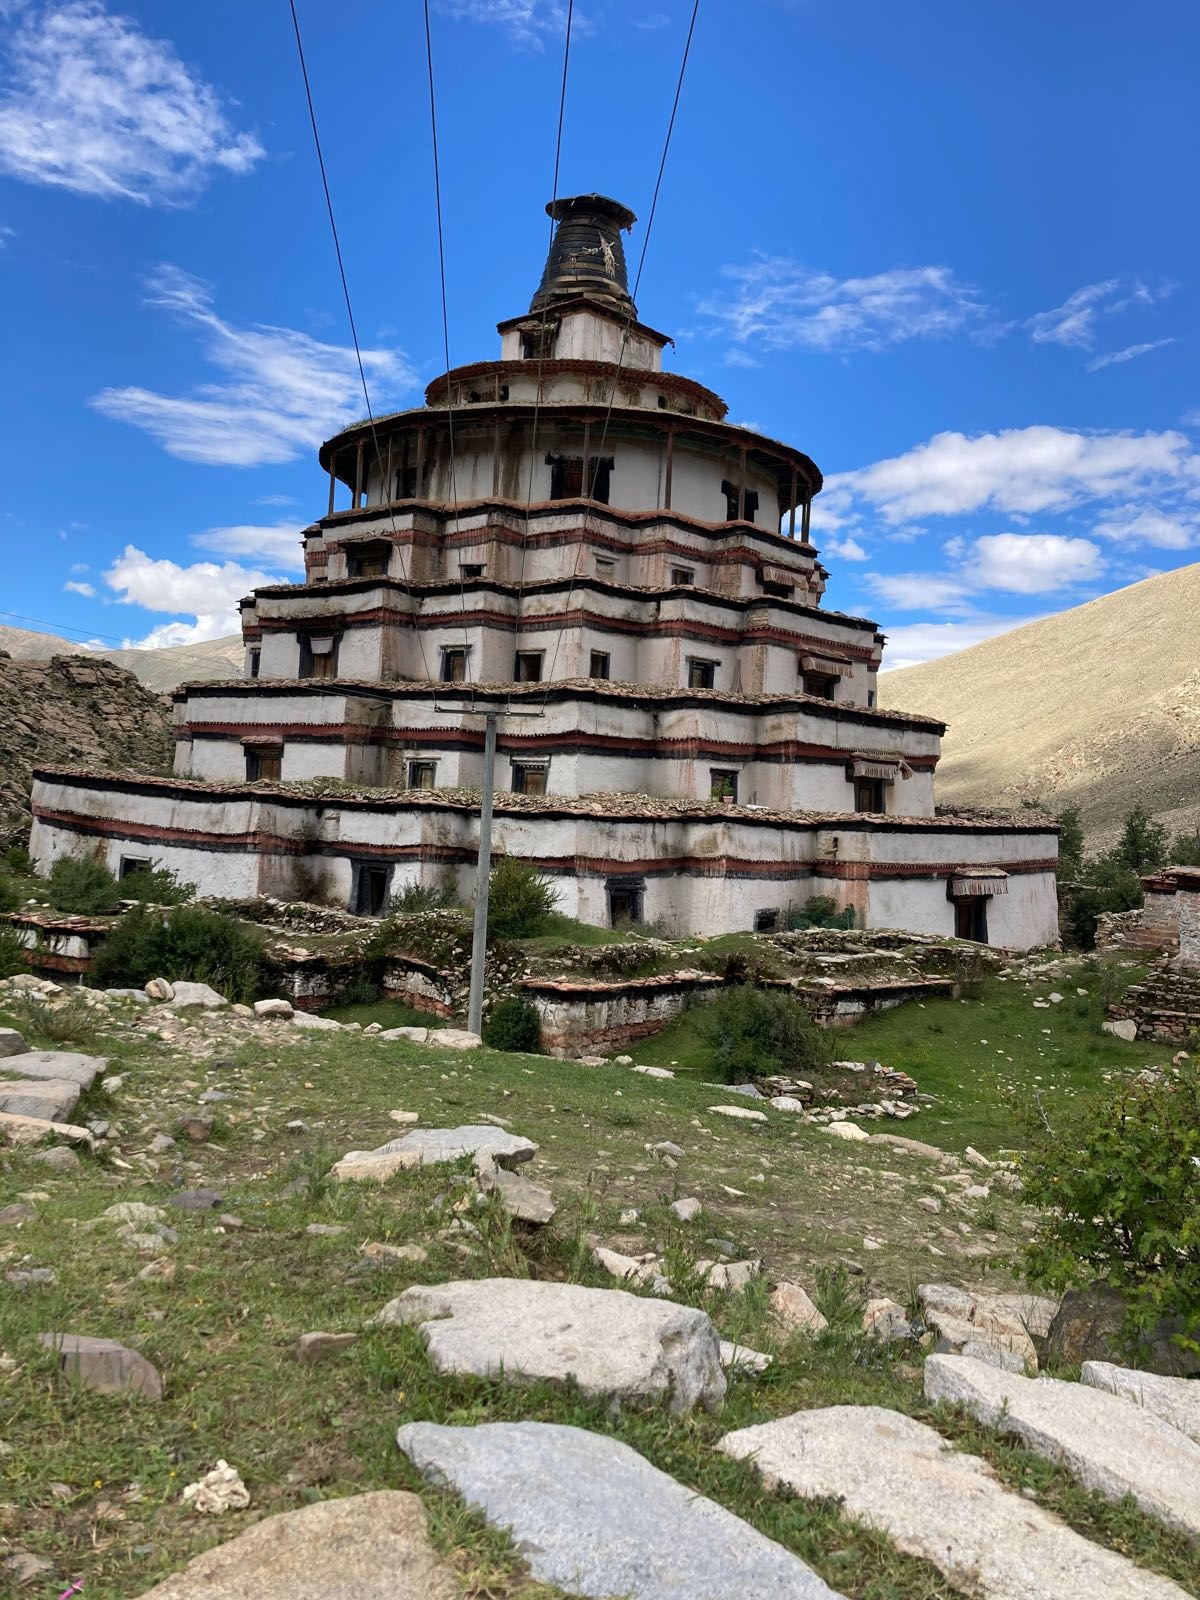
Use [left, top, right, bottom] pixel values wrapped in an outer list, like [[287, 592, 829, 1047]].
[[168, 1188, 223, 1212], [669, 1197, 701, 1222], [918, 1283, 1056, 1370], [181, 1460, 249, 1515], [701, 1259, 761, 1291], [376, 1278, 726, 1414], [3, 1551, 55, 1588], [305, 1223, 346, 1237], [479, 1165, 555, 1225], [964, 1146, 993, 1170], [1081, 1361, 1200, 1444], [719, 1341, 772, 1374], [428, 1028, 483, 1051], [39, 1332, 163, 1400], [379, 1026, 429, 1043], [133, 1491, 459, 1599], [0, 1202, 37, 1226], [293, 1012, 343, 1032], [769, 1096, 807, 1113], [176, 1116, 213, 1144], [0, 1109, 95, 1149], [30, 1144, 81, 1173], [332, 1125, 537, 1183], [144, 978, 175, 1001], [824, 1121, 870, 1142], [1102, 1018, 1137, 1041], [397, 1420, 841, 1599], [707, 1104, 767, 1123], [0, 1077, 84, 1123], [6, 1267, 56, 1289], [253, 998, 294, 1019], [359, 1241, 428, 1265], [719, 1405, 1185, 1600], [0, 1027, 27, 1057], [648, 1140, 684, 1163], [388, 1110, 420, 1125], [924, 1353, 1200, 1538], [592, 1246, 669, 1293], [770, 1282, 828, 1335], [916, 1196, 941, 1214], [633, 1064, 674, 1079], [296, 1331, 359, 1364], [165, 982, 228, 1011], [104, 1201, 164, 1225], [862, 1298, 912, 1342]]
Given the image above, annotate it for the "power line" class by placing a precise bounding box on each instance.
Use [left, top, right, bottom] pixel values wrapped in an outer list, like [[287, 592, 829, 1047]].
[[543, 0, 701, 693]]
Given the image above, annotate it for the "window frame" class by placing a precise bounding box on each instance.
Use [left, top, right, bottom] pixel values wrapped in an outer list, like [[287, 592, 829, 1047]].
[[245, 744, 283, 783], [512, 650, 544, 684], [670, 565, 696, 586], [298, 635, 339, 681], [511, 760, 549, 796], [854, 777, 886, 814], [350, 861, 391, 918], [687, 657, 717, 690], [710, 768, 739, 803], [440, 646, 469, 684], [589, 650, 611, 680], [407, 759, 438, 790]]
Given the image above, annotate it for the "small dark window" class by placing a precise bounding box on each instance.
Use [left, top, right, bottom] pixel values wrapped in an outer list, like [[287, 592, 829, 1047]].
[[513, 651, 543, 683], [440, 647, 468, 683], [867, 689, 876, 708], [299, 636, 338, 681], [351, 863, 390, 917], [408, 760, 437, 790], [119, 855, 151, 881], [607, 877, 645, 927], [687, 658, 717, 690], [246, 746, 282, 782], [512, 762, 548, 795], [802, 672, 838, 701], [347, 542, 390, 579], [753, 908, 780, 933], [710, 768, 739, 803], [547, 455, 612, 503], [248, 649, 261, 680], [671, 566, 695, 585], [395, 464, 417, 499], [855, 778, 885, 814], [954, 897, 989, 943], [721, 480, 759, 521], [595, 556, 616, 577], [521, 326, 555, 360], [589, 650, 610, 680], [657, 394, 668, 408], [763, 580, 793, 599], [460, 563, 484, 580]]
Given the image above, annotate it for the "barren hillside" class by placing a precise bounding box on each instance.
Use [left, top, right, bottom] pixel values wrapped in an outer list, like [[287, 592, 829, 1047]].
[[0, 625, 243, 689], [880, 564, 1200, 850]]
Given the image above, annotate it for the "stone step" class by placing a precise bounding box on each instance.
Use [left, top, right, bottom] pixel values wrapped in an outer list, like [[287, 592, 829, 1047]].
[[397, 1419, 843, 1599], [375, 1276, 725, 1414], [0, 1049, 107, 1088], [925, 1353, 1200, 1538], [1081, 1361, 1200, 1444], [0, 1078, 82, 1123], [718, 1404, 1188, 1600]]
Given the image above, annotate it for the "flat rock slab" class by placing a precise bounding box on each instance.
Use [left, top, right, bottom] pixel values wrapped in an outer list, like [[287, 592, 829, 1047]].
[[708, 1104, 767, 1122], [0, 1049, 106, 1088], [718, 1405, 1187, 1600], [376, 1277, 726, 1414], [397, 1420, 843, 1599], [40, 1333, 163, 1400], [333, 1124, 537, 1183], [0, 1078, 82, 1123], [0, 1110, 94, 1148], [1081, 1361, 1200, 1444], [134, 1490, 459, 1599], [0, 1027, 26, 1057], [480, 1164, 555, 1224], [924, 1353, 1200, 1538]]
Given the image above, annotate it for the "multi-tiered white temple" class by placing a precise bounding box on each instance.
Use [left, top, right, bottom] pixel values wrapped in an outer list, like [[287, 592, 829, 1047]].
[[31, 195, 1058, 946]]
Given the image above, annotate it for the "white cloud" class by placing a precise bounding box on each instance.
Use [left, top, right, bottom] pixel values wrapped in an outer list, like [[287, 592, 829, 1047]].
[[1027, 277, 1173, 349], [103, 543, 281, 647], [0, 1, 263, 205], [1087, 338, 1175, 373], [91, 265, 416, 466], [191, 521, 307, 571], [1092, 505, 1198, 550], [879, 617, 1039, 672], [966, 532, 1103, 594], [63, 579, 96, 597], [823, 534, 869, 561], [864, 572, 975, 613], [835, 425, 1196, 524], [699, 257, 987, 356], [436, 0, 573, 46]]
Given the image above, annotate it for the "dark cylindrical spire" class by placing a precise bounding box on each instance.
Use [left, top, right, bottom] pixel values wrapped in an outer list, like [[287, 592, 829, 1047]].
[[530, 194, 637, 316]]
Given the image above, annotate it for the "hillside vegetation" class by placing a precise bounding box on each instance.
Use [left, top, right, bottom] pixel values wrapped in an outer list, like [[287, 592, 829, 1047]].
[[880, 564, 1200, 850]]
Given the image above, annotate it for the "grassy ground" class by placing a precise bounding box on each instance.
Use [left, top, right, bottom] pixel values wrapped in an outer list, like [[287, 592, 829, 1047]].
[[0, 958, 1192, 1599]]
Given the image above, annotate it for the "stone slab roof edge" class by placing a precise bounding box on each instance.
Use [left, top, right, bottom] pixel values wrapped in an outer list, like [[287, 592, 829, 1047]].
[[30, 767, 1061, 834]]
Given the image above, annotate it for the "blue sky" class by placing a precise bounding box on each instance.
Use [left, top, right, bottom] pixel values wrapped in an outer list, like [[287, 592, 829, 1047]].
[[0, 0, 1196, 668]]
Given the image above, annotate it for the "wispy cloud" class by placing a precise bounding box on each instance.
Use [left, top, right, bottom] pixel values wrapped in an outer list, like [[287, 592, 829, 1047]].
[[63, 578, 96, 598], [1026, 277, 1173, 350], [103, 544, 281, 648], [1092, 505, 1199, 550], [864, 573, 975, 613], [0, 1, 263, 205], [436, 0, 576, 47], [91, 265, 416, 466], [191, 521, 307, 572], [879, 616, 1041, 672], [966, 532, 1104, 594], [1087, 337, 1175, 373], [699, 256, 988, 356]]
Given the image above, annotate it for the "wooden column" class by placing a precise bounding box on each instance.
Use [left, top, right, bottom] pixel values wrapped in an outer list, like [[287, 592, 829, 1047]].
[[492, 418, 501, 497], [737, 447, 747, 521], [801, 494, 812, 542], [663, 429, 675, 510], [327, 457, 337, 517], [788, 465, 798, 538], [414, 427, 425, 500], [582, 420, 592, 498], [354, 438, 364, 508], [384, 435, 394, 504]]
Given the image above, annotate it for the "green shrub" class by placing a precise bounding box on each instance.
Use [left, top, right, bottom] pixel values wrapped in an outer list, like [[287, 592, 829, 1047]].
[[388, 881, 459, 914], [118, 864, 195, 905], [482, 995, 543, 1053], [0, 923, 29, 979], [785, 895, 856, 931], [695, 984, 830, 1084], [92, 905, 266, 1003], [485, 856, 560, 941], [0, 875, 20, 914], [45, 855, 122, 914], [1022, 1062, 1200, 1361], [4, 845, 31, 874]]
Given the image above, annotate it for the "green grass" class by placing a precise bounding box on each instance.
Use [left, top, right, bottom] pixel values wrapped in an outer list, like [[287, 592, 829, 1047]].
[[325, 997, 446, 1030], [0, 957, 1193, 1598]]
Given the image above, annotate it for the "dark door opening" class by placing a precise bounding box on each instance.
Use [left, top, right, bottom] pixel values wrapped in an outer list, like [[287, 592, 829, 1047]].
[[351, 864, 390, 917], [954, 896, 989, 943]]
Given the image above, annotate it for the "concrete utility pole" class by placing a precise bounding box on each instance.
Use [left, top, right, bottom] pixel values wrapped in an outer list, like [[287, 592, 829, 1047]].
[[466, 710, 499, 1037]]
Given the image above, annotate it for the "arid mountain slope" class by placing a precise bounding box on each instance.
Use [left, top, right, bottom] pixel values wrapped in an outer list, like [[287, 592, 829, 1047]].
[[0, 654, 174, 845], [0, 625, 243, 689], [880, 564, 1200, 850]]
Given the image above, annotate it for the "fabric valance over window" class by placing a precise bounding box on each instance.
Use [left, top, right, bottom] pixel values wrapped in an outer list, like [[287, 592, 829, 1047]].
[[308, 637, 335, 655], [950, 871, 1009, 897], [799, 651, 851, 678], [850, 757, 899, 782]]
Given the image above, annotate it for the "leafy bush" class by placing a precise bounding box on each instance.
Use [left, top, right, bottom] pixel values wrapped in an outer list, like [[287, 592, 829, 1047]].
[[92, 905, 266, 1003], [388, 881, 459, 914], [45, 855, 122, 914], [785, 895, 856, 931], [482, 995, 543, 1053], [0, 923, 29, 979], [4, 845, 31, 874], [118, 864, 195, 905], [0, 875, 20, 913], [485, 856, 560, 941], [695, 984, 830, 1084], [1022, 1062, 1200, 1361], [1065, 860, 1144, 950], [1055, 806, 1085, 881]]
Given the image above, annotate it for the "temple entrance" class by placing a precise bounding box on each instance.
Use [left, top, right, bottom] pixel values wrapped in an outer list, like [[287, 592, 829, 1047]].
[[351, 863, 390, 917], [954, 896, 989, 943]]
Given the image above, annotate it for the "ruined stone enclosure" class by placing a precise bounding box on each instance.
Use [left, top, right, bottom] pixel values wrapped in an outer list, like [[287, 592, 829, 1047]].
[[28, 193, 1058, 948]]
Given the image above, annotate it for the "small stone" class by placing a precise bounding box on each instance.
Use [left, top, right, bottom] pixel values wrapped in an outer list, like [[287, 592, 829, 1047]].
[[6, 1267, 56, 1289], [144, 978, 174, 1001], [359, 1241, 428, 1264], [769, 1095, 806, 1112], [378, 1026, 429, 1042], [198, 1089, 228, 1104], [719, 1340, 772, 1374], [333, 1125, 537, 1183], [824, 1121, 870, 1142], [669, 1197, 701, 1222], [39, 1333, 163, 1400], [1102, 1019, 1137, 1041], [104, 1201, 164, 1225], [429, 1028, 483, 1051], [707, 1104, 767, 1123], [388, 1110, 420, 1125], [137, 1259, 176, 1284], [28, 1143, 80, 1174], [253, 998, 294, 1018], [633, 1064, 675, 1079], [0, 1027, 27, 1057], [0, 1202, 37, 1226], [480, 1165, 555, 1225], [702, 1259, 761, 1291], [862, 1298, 912, 1342], [181, 1459, 249, 1515], [293, 1012, 343, 1032], [916, 1195, 942, 1214], [168, 1188, 223, 1212], [964, 1146, 993, 1170], [305, 1223, 346, 1237], [177, 1116, 213, 1144], [165, 982, 228, 1011], [648, 1140, 684, 1162], [296, 1331, 359, 1364], [770, 1282, 828, 1334], [3, 1551, 55, 1586]]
